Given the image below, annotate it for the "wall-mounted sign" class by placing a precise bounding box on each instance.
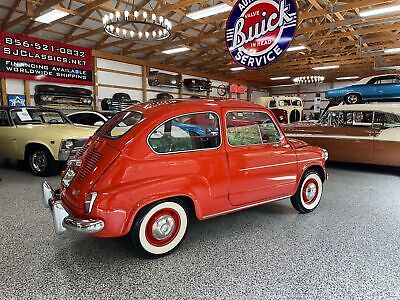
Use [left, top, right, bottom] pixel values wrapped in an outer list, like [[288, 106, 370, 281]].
[[226, 0, 297, 69], [0, 32, 93, 86], [230, 85, 247, 94], [8, 94, 26, 106]]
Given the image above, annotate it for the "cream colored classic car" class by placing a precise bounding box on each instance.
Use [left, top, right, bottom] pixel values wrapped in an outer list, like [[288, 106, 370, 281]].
[[0, 106, 96, 176], [255, 96, 303, 123]]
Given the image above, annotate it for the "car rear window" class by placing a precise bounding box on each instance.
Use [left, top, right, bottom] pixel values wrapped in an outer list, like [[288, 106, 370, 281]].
[[96, 111, 142, 139]]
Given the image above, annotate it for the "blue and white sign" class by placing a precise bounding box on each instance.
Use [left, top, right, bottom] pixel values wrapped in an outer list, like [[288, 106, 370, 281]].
[[8, 94, 26, 106], [226, 0, 297, 69]]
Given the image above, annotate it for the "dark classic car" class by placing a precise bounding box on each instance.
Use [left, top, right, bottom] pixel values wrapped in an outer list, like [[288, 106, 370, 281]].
[[148, 71, 182, 88], [325, 74, 400, 104], [184, 78, 212, 92], [101, 93, 140, 111], [34, 84, 93, 106]]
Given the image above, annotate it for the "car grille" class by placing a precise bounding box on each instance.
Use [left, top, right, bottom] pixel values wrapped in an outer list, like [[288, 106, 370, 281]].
[[75, 147, 102, 184]]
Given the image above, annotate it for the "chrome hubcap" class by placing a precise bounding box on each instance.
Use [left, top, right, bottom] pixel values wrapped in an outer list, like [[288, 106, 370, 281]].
[[305, 183, 317, 200], [31, 151, 47, 172], [152, 215, 175, 240], [348, 95, 358, 103]]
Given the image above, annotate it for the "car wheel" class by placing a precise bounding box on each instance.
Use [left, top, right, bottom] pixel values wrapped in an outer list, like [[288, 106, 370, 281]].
[[344, 94, 362, 104], [26, 146, 58, 177], [290, 170, 323, 213], [130, 200, 188, 258]]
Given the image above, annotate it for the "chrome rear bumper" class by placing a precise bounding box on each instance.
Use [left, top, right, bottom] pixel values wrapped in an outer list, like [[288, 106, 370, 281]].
[[42, 181, 104, 235]]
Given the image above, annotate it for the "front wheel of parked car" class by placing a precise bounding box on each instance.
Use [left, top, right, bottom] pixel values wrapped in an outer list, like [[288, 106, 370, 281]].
[[130, 200, 189, 258], [291, 170, 323, 213], [344, 94, 362, 104], [26, 146, 58, 177]]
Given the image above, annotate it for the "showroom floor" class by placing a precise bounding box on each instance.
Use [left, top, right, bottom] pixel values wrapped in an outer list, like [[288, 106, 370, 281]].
[[0, 159, 399, 299]]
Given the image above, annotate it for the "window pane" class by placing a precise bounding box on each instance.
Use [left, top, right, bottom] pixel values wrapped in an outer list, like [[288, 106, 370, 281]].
[[226, 111, 281, 146], [97, 111, 142, 138], [330, 111, 345, 127], [353, 111, 372, 126], [375, 112, 400, 128], [148, 112, 220, 153]]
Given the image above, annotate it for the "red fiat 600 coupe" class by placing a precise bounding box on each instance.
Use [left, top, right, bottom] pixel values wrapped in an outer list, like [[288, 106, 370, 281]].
[[43, 99, 328, 257]]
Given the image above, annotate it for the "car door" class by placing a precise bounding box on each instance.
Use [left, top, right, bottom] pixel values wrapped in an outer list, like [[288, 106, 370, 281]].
[[325, 111, 374, 163], [0, 110, 17, 158], [223, 109, 298, 206], [374, 76, 399, 99], [371, 111, 400, 166]]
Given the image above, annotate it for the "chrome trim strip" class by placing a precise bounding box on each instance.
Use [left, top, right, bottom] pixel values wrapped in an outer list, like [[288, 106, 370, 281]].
[[286, 133, 374, 140], [202, 195, 291, 219], [239, 158, 321, 172]]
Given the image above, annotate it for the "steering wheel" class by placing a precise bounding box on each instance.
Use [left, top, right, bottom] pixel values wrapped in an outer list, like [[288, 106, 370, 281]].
[[48, 119, 61, 124]]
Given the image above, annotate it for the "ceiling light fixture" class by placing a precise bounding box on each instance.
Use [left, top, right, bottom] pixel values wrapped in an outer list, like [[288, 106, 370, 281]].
[[336, 76, 360, 80], [270, 76, 291, 80], [162, 47, 190, 54], [294, 76, 325, 84], [187, 3, 232, 20], [287, 45, 306, 52], [230, 67, 246, 71], [103, 2, 171, 41], [312, 65, 339, 71], [384, 47, 400, 54], [359, 4, 400, 18], [35, 9, 69, 24]]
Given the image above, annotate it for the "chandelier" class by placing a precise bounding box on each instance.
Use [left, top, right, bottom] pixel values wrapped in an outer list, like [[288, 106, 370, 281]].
[[102, 3, 172, 41], [293, 76, 325, 84]]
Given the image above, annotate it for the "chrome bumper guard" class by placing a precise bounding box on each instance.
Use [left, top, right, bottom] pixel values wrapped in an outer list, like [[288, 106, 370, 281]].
[[42, 181, 104, 235]]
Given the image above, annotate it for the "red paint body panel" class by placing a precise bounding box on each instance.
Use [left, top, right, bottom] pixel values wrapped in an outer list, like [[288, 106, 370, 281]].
[[59, 99, 326, 237]]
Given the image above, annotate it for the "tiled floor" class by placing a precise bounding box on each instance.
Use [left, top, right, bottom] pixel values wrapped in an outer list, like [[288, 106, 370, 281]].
[[0, 159, 399, 299]]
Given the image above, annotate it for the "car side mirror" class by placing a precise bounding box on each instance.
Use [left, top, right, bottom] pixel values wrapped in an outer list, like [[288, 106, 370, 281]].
[[94, 121, 105, 126]]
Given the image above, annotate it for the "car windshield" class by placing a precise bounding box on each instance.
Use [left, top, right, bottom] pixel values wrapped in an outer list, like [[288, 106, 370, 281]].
[[96, 111, 142, 138], [375, 111, 400, 128], [10, 108, 70, 125]]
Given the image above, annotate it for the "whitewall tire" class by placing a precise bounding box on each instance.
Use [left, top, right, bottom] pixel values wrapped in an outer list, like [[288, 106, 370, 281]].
[[130, 200, 188, 258], [291, 171, 323, 213]]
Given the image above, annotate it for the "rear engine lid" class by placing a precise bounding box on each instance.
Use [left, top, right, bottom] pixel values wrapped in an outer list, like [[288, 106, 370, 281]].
[[63, 137, 120, 213]]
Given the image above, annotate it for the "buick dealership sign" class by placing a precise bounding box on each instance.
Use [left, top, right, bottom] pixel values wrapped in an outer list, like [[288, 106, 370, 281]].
[[226, 0, 297, 69]]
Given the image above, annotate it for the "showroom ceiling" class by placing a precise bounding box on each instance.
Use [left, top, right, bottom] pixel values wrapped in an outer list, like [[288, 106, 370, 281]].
[[0, 0, 400, 87]]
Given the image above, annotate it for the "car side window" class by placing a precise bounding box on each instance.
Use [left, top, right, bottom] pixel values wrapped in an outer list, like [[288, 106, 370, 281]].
[[148, 112, 221, 154], [374, 112, 400, 128], [226, 111, 281, 146], [330, 111, 345, 127], [70, 113, 91, 125], [87, 114, 104, 125], [353, 111, 373, 126], [0, 110, 10, 126]]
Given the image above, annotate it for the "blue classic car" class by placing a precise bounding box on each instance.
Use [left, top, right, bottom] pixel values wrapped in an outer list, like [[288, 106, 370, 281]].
[[325, 74, 400, 104]]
